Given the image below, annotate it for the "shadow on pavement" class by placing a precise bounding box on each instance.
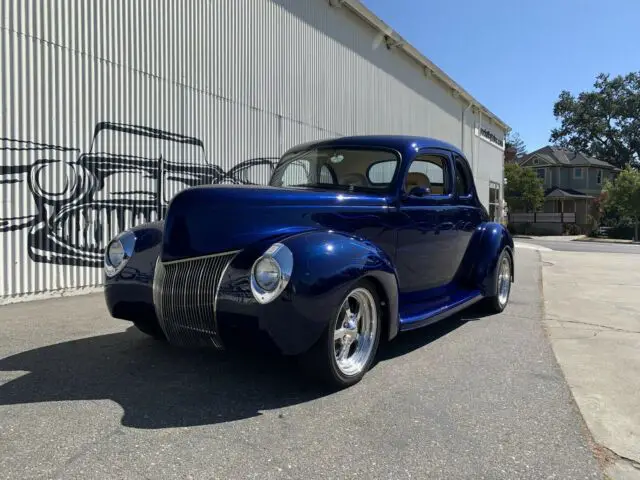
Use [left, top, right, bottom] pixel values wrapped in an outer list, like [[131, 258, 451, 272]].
[[0, 309, 489, 429], [380, 305, 493, 360]]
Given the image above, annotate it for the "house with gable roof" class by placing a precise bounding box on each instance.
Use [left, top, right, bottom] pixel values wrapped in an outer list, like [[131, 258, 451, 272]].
[[510, 146, 620, 233]]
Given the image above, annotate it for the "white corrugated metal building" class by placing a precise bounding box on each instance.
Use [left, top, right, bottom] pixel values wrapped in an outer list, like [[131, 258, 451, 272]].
[[0, 0, 509, 302]]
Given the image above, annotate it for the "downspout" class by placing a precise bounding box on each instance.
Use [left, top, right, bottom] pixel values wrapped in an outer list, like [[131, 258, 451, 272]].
[[461, 101, 472, 154], [476, 110, 483, 178]]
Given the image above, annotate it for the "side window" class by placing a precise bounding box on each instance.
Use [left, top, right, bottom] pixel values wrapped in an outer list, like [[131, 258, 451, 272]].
[[454, 156, 472, 196], [319, 164, 334, 184], [368, 160, 397, 184], [280, 159, 311, 186], [405, 154, 450, 195]]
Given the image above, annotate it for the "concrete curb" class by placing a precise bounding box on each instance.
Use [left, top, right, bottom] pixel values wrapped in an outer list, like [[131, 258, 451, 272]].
[[573, 237, 640, 245]]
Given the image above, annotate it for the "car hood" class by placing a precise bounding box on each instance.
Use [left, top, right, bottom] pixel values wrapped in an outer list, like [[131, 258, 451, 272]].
[[161, 185, 391, 262]]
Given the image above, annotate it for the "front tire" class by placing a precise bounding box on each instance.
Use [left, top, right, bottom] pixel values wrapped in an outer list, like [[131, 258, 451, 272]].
[[482, 249, 512, 313], [303, 279, 382, 389]]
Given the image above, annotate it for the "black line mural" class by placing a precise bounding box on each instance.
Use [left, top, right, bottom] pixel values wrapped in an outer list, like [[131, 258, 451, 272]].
[[0, 122, 279, 267]]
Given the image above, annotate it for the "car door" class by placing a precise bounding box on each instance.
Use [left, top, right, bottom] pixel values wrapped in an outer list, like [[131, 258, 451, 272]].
[[452, 153, 485, 264], [394, 149, 461, 295]]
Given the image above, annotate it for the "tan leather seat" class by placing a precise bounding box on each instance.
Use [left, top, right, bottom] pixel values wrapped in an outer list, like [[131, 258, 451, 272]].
[[341, 173, 368, 186], [405, 172, 431, 192]]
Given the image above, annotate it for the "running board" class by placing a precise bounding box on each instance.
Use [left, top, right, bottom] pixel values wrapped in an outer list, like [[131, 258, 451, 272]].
[[399, 292, 483, 332]]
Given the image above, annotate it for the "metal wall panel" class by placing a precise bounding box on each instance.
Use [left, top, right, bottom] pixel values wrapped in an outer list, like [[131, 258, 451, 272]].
[[1, 0, 506, 301]]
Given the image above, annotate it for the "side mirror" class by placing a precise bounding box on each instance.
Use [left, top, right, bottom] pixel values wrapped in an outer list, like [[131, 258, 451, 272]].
[[407, 186, 430, 198]]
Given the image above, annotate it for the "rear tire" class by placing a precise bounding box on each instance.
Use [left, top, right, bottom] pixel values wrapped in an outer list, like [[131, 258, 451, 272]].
[[302, 279, 382, 389], [133, 318, 167, 341], [481, 249, 512, 313]]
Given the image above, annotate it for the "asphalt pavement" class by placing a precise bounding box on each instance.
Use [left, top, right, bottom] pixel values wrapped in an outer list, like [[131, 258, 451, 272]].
[[0, 248, 602, 480]]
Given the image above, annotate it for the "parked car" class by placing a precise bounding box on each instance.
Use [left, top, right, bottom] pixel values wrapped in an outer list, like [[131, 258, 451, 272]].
[[104, 135, 515, 388]]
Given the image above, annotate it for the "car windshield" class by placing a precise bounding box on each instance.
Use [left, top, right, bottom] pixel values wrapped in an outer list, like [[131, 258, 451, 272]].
[[269, 147, 400, 192]]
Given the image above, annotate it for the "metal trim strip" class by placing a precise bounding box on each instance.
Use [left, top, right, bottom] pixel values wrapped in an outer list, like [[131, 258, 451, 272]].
[[160, 250, 241, 266]]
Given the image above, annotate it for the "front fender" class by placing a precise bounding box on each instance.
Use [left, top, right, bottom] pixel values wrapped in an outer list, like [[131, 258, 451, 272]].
[[461, 222, 514, 296], [103, 221, 164, 322], [216, 230, 400, 355]]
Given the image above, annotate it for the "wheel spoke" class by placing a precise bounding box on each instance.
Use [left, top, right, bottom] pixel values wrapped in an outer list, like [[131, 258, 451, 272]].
[[338, 340, 351, 362], [354, 308, 363, 326], [334, 328, 347, 341]]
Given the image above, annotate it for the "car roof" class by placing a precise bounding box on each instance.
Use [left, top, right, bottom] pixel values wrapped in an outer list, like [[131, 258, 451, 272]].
[[283, 135, 465, 158]]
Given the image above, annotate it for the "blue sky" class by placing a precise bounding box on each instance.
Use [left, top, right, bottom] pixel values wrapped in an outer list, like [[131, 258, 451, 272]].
[[362, 0, 640, 152]]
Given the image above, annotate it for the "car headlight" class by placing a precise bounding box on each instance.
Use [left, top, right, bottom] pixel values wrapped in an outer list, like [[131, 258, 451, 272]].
[[254, 257, 281, 291], [250, 243, 293, 304], [104, 231, 136, 277]]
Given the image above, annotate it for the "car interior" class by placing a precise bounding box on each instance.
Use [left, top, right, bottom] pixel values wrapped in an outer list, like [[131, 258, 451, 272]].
[[275, 149, 450, 195]]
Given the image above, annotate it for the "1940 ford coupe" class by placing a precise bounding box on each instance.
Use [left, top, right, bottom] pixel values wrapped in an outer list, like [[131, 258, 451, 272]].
[[104, 136, 514, 388]]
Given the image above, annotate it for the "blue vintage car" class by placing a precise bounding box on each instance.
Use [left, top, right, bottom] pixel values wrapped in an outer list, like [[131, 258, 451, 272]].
[[104, 136, 514, 388]]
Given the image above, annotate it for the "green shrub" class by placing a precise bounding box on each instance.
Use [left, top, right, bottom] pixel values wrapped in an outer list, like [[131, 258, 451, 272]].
[[607, 218, 635, 240], [563, 224, 582, 235]]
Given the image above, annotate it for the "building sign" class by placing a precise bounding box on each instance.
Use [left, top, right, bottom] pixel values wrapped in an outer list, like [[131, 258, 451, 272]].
[[478, 127, 505, 148]]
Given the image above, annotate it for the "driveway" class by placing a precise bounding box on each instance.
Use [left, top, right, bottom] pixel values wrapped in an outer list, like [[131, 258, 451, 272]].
[[0, 249, 601, 480], [541, 251, 640, 478]]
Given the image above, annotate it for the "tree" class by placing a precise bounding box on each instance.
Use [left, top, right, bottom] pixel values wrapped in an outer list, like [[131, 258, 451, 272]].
[[602, 166, 640, 240], [504, 163, 544, 213], [505, 131, 527, 158], [550, 72, 640, 169], [589, 191, 607, 227], [504, 131, 527, 164]]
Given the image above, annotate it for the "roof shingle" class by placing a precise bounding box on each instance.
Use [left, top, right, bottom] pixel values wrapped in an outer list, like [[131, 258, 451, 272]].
[[519, 146, 618, 169]]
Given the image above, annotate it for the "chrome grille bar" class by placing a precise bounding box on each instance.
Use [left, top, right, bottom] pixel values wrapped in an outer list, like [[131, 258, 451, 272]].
[[152, 251, 238, 348]]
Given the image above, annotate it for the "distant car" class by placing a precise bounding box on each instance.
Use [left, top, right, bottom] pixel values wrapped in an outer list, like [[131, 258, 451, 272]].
[[104, 135, 514, 388]]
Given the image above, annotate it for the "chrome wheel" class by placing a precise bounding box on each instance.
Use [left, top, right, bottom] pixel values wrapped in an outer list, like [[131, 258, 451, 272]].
[[497, 255, 511, 307], [333, 288, 378, 377]]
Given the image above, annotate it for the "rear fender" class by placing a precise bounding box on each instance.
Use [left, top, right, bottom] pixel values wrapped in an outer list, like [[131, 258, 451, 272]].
[[458, 222, 514, 296]]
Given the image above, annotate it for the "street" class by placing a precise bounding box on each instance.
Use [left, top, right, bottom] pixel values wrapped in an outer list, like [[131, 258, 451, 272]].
[[516, 237, 640, 254], [0, 248, 601, 480]]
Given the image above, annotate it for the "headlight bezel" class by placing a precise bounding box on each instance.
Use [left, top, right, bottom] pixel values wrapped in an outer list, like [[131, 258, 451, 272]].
[[250, 243, 293, 304], [104, 230, 136, 278]]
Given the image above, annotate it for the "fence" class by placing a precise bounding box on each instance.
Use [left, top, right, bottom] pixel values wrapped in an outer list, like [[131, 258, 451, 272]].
[[509, 212, 576, 223]]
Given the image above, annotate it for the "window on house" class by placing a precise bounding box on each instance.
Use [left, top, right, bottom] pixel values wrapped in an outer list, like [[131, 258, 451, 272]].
[[573, 167, 583, 179], [596, 169, 602, 184], [536, 168, 545, 180]]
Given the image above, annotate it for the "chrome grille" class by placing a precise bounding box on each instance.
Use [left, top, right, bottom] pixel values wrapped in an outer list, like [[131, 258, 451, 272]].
[[152, 251, 238, 348]]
